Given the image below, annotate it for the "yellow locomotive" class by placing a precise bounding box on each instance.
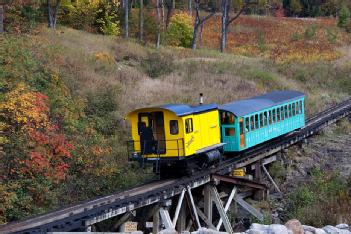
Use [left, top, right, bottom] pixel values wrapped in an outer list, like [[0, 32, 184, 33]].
[[126, 104, 224, 174]]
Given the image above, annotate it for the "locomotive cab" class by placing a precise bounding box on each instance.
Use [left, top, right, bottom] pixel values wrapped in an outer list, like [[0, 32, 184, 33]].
[[126, 104, 224, 171]]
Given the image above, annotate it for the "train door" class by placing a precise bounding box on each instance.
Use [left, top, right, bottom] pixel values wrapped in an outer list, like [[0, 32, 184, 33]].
[[239, 118, 245, 149], [152, 112, 166, 154], [221, 111, 236, 151], [138, 113, 154, 154]]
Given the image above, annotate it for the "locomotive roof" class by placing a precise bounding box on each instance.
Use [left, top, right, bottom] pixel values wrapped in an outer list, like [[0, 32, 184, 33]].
[[159, 103, 218, 116], [219, 90, 305, 117], [127, 103, 218, 117]]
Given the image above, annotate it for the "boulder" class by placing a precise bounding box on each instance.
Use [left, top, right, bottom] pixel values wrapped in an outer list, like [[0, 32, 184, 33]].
[[336, 224, 349, 230], [285, 219, 304, 234], [314, 228, 327, 234], [323, 225, 340, 234], [302, 225, 316, 233], [250, 223, 269, 231], [247, 230, 267, 234], [267, 224, 290, 234], [305, 231, 314, 234]]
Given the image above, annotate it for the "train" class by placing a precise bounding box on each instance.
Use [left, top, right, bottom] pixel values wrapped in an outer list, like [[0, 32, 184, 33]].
[[126, 90, 305, 175]]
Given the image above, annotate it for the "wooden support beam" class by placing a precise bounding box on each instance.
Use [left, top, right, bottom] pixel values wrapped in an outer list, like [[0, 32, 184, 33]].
[[209, 186, 234, 234], [204, 185, 213, 224], [187, 186, 201, 229], [262, 164, 282, 194], [196, 207, 216, 230], [234, 196, 264, 221], [216, 186, 237, 231], [159, 207, 173, 229], [153, 207, 160, 234], [172, 188, 185, 228]]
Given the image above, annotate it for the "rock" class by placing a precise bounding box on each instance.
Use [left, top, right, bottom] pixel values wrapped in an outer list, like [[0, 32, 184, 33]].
[[285, 219, 304, 234], [303, 225, 316, 233], [336, 224, 349, 230], [267, 224, 290, 234], [323, 225, 340, 234], [247, 230, 267, 234], [191, 228, 227, 234], [250, 223, 269, 231], [315, 228, 327, 234], [159, 228, 177, 234], [305, 231, 314, 234]]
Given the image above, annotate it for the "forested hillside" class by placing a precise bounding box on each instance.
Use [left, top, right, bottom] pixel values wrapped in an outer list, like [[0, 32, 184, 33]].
[[0, 0, 351, 226]]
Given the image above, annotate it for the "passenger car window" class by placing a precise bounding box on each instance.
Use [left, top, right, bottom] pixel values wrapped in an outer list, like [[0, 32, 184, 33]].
[[263, 112, 268, 126], [269, 110, 272, 124], [245, 117, 250, 132], [288, 104, 292, 117], [259, 113, 263, 128], [299, 100, 303, 113], [285, 105, 288, 118], [185, 118, 193, 133], [225, 128, 235, 136], [281, 107, 285, 120], [292, 103, 296, 116], [250, 116, 255, 130], [277, 108, 281, 121], [170, 120, 178, 135], [296, 102, 299, 114], [221, 112, 235, 125], [255, 114, 259, 128]]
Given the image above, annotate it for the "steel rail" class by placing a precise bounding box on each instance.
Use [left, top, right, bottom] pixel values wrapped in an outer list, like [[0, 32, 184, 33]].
[[0, 98, 350, 234]]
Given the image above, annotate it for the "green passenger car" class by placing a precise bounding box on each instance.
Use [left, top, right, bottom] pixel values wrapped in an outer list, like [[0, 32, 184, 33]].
[[219, 90, 305, 152]]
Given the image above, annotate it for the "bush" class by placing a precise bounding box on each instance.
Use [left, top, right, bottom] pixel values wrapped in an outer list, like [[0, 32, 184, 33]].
[[304, 25, 317, 40], [95, 1, 120, 36], [142, 52, 174, 78], [61, 3, 97, 32], [164, 13, 193, 48], [338, 4, 351, 28]]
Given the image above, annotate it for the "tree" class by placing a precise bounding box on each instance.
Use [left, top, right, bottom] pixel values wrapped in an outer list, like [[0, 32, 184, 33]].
[[47, 0, 61, 29], [220, 0, 256, 52], [338, 4, 350, 28], [192, 0, 216, 49], [156, 0, 163, 47], [124, 0, 129, 38], [139, 0, 144, 41]]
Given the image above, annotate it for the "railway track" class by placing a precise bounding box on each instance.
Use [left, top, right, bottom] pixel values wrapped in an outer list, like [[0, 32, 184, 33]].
[[1, 98, 350, 234]]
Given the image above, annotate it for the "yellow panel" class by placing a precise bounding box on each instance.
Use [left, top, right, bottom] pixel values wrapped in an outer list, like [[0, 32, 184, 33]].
[[127, 108, 221, 159]]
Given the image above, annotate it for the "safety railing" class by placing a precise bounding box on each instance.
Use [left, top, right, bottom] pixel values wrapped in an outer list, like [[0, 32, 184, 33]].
[[127, 138, 185, 161]]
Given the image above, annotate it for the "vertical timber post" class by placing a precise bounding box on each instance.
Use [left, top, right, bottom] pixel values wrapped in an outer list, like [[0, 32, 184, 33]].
[[153, 207, 160, 234], [176, 203, 187, 232], [204, 185, 213, 224]]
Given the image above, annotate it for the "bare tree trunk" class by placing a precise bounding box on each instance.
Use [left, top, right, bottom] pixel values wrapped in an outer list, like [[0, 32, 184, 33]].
[[139, 0, 143, 42], [191, 0, 215, 50], [189, 0, 192, 15], [0, 5, 4, 33], [125, 0, 129, 38], [165, 0, 173, 29], [47, 0, 61, 29], [156, 0, 161, 48], [220, 0, 228, 52]]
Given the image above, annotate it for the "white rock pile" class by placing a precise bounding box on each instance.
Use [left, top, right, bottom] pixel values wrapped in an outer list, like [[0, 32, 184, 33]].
[[236, 219, 351, 234]]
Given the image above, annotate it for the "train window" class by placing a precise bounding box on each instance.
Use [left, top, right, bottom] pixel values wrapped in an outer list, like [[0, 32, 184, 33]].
[[185, 118, 193, 134], [281, 107, 285, 120], [259, 113, 263, 128], [284, 105, 288, 118], [269, 110, 272, 124], [263, 112, 268, 126], [245, 117, 250, 132], [250, 116, 255, 130], [299, 100, 303, 113], [170, 120, 179, 135], [221, 112, 235, 125], [292, 103, 296, 116], [272, 109, 276, 123], [225, 128, 235, 136], [277, 108, 280, 121], [288, 104, 291, 117], [255, 114, 259, 129], [296, 102, 299, 114]]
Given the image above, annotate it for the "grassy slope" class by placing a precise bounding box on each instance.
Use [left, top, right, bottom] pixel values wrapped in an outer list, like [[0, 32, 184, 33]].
[[33, 25, 350, 115]]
